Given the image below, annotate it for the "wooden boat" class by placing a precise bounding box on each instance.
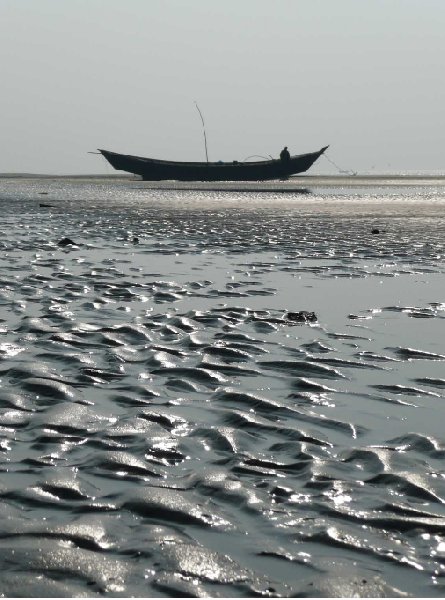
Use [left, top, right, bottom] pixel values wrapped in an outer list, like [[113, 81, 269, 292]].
[[98, 146, 329, 181]]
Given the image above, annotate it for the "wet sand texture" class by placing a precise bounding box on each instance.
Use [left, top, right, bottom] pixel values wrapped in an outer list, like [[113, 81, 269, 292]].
[[0, 178, 444, 596]]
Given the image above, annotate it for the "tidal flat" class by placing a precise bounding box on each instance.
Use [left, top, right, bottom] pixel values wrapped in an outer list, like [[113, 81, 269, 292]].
[[0, 177, 444, 597]]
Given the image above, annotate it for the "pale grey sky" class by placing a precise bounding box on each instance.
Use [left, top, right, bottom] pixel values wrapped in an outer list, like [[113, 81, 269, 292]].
[[1, 0, 444, 174]]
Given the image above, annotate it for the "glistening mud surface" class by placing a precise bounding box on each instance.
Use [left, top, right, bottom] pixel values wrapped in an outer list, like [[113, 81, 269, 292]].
[[0, 179, 445, 596]]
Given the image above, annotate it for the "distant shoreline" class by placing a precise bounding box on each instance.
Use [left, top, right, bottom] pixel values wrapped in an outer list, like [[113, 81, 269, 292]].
[[1, 173, 445, 187], [0, 173, 136, 180]]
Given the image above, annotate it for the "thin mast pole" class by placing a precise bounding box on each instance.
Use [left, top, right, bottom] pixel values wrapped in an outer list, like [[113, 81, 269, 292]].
[[194, 101, 209, 163]]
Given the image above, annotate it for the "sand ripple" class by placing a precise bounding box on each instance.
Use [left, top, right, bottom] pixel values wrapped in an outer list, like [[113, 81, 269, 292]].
[[0, 179, 444, 596]]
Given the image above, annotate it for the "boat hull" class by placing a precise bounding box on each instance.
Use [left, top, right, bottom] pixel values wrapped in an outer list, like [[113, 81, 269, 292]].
[[98, 146, 328, 181]]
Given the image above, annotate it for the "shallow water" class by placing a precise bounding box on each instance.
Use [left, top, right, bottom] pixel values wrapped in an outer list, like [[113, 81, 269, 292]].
[[0, 178, 445, 596]]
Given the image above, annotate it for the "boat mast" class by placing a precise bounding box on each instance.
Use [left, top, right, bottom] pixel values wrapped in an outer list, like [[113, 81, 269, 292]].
[[194, 101, 209, 163]]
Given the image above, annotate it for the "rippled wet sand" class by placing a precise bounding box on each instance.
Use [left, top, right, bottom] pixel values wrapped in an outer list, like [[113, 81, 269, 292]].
[[1, 178, 445, 596]]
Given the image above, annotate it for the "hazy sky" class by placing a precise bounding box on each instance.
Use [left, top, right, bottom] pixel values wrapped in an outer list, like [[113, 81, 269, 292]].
[[1, 0, 444, 174]]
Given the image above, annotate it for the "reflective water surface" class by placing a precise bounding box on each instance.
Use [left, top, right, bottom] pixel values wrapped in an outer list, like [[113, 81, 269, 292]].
[[0, 178, 445, 596]]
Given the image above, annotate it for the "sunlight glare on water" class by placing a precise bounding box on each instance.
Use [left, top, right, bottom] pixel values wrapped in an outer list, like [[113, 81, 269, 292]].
[[0, 177, 445, 596]]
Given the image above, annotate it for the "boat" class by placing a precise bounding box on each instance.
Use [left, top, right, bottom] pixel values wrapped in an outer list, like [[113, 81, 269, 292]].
[[98, 146, 329, 182]]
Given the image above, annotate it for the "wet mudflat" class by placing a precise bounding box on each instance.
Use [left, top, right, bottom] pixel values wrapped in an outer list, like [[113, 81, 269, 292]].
[[0, 177, 445, 596]]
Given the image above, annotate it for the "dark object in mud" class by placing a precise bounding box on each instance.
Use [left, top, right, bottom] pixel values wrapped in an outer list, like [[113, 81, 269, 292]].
[[132, 237, 139, 244], [57, 237, 76, 247], [371, 228, 380, 234], [39, 203, 53, 208], [286, 311, 317, 323]]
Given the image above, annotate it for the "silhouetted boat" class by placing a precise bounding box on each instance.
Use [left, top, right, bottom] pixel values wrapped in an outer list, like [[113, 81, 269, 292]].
[[98, 146, 329, 181]]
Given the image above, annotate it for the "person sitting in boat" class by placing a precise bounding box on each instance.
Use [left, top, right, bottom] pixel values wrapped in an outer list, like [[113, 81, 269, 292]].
[[280, 146, 290, 162]]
